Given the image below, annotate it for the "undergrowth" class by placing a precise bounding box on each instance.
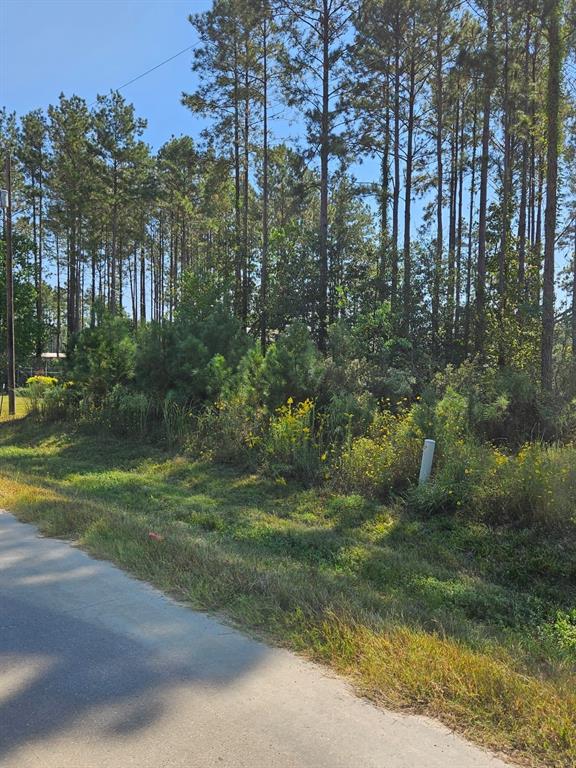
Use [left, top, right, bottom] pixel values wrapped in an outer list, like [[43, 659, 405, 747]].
[[0, 415, 574, 768]]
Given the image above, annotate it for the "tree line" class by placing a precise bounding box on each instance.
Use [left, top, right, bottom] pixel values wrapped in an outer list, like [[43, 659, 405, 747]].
[[1, 0, 575, 392]]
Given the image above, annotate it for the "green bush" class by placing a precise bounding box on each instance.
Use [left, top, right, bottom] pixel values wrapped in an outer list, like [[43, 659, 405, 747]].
[[486, 443, 576, 526], [262, 398, 323, 483], [407, 439, 495, 516], [324, 391, 376, 446], [134, 273, 249, 405], [161, 397, 193, 449], [259, 323, 325, 410], [326, 309, 419, 403], [409, 440, 576, 528], [67, 312, 136, 401], [540, 608, 576, 654], [430, 361, 572, 446], [26, 375, 58, 414], [336, 407, 423, 497], [192, 395, 265, 466], [39, 381, 79, 422], [102, 386, 153, 439]]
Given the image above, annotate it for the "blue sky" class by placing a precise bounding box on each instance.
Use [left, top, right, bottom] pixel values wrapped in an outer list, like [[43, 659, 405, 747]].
[[1, 0, 213, 148], [0, 0, 361, 170]]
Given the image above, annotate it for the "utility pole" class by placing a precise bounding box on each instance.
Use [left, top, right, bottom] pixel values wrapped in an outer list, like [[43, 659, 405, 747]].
[[3, 153, 16, 416]]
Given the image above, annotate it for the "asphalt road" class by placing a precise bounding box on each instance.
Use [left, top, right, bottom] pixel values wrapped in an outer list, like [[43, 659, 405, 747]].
[[0, 510, 509, 768]]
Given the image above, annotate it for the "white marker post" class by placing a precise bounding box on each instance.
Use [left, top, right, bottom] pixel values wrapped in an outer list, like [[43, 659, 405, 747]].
[[418, 439, 436, 484]]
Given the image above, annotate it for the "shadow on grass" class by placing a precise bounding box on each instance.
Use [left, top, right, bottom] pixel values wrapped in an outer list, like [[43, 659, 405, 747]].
[[1, 418, 574, 656]]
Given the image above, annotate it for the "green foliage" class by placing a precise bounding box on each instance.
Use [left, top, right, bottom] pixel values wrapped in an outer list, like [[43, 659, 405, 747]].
[[102, 386, 152, 439], [430, 361, 572, 446], [262, 398, 322, 483], [541, 609, 576, 654], [38, 381, 79, 422], [193, 395, 265, 466], [161, 397, 192, 449], [26, 375, 58, 415], [323, 391, 376, 445], [44, 318, 576, 541], [67, 310, 136, 401], [0, 234, 43, 368], [327, 310, 418, 403], [134, 272, 249, 404], [409, 441, 576, 529], [336, 407, 423, 498], [259, 323, 325, 410]]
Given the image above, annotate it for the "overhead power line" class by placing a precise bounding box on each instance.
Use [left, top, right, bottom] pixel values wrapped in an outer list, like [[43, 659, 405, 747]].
[[116, 45, 194, 91], [90, 44, 194, 105]]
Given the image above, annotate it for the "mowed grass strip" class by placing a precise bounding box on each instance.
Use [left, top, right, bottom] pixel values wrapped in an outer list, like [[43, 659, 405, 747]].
[[0, 416, 574, 768], [0, 393, 29, 422]]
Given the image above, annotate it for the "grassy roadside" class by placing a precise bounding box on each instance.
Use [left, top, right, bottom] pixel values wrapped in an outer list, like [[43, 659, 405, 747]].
[[0, 393, 29, 421], [0, 413, 574, 768]]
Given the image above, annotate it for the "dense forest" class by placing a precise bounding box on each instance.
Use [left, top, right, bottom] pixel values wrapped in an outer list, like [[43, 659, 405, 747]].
[[2, 0, 575, 390]]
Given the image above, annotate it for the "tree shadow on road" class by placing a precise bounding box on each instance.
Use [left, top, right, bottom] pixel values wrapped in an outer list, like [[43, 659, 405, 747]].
[[0, 515, 267, 762]]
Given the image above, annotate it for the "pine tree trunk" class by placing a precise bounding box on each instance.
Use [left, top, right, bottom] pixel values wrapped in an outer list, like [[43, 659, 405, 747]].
[[35, 164, 44, 356], [379, 68, 390, 301], [91, 247, 96, 327], [517, 18, 531, 292], [402, 55, 415, 337], [318, 0, 330, 351], [541, 0, 562, 391], [110, 160, 118, 313], [455, 97, 465, 345], [67, 221, 77, 338], [140, 245, 146, 324], [260, 10, 269, 353], [234, 45, 242, 317], [56, 233, 61, 353], [498, 10, 511, 367], [242, 52, 250, 326], [391, 41, 400, 310], [475, 0, 494, 356], [446, 96, 459, 348], [572, 229, 576, 362], [464, 97, 478, 354], [432, 19, 443, 341], [535, 159, 544, 305]]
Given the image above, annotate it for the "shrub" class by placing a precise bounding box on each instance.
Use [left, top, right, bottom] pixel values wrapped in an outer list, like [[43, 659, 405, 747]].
[[26, 375, 58, 414], [260, 323, 325, 410], [408, 439, 498, 516], [262, 398, 323, 483], [431, 361, 571, 446], [162, 397, 193, 449], [324, 391, 376, 446], [67, 312, 136, 401], [409, 440, 576, 528], [327, 309, 420, 403], [225, 345, 266, 408], [192, 395, 265, 466], [102, 386, 153, 439], [134, 273, 249, 405], [26, 375, 58, 388], [540, 608, 576, 654], [486, 443, 576, 527], [336, 407, 423, 497], [39, 381, 79, 422]]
